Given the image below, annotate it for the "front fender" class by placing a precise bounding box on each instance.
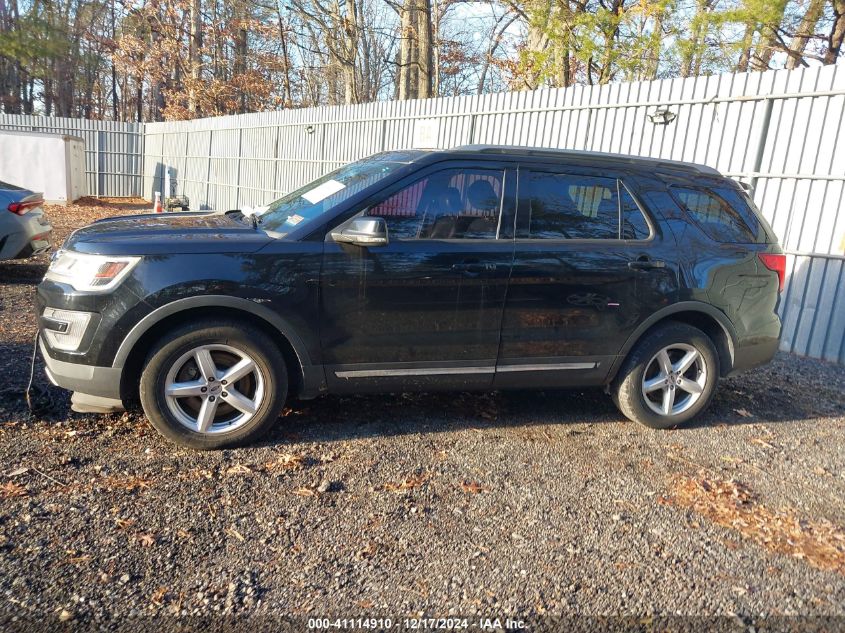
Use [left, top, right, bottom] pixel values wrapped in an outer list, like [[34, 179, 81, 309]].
[[112, 294, 313, 370]]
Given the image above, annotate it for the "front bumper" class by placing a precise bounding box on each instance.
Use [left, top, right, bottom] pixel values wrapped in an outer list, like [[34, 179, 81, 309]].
[[39, 337, 123, 403]]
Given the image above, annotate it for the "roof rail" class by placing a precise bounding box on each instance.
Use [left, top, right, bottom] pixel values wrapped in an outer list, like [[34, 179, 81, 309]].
[[449, 144, 721, 176]]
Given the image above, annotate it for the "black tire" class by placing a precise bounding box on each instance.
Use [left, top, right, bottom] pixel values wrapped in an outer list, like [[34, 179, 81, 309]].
[[612, 322, 719, 429], [139, 319, 288, 449]]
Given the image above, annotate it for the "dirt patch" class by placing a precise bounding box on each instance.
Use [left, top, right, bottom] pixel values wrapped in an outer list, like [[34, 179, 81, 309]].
[[666, 476, 845, 575]]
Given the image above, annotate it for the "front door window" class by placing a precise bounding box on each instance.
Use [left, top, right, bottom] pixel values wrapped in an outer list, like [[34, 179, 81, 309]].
[[366, 168, 505, 240]]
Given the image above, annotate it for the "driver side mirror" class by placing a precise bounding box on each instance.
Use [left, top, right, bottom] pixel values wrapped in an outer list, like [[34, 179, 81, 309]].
[[331, 217, 389, 247]]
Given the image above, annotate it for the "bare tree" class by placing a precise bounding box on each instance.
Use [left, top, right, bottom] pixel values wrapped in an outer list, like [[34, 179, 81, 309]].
[[825, 0, 845, 64]]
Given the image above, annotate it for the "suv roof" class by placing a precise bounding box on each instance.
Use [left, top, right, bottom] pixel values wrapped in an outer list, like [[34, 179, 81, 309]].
[[436, 144, 721, 177]]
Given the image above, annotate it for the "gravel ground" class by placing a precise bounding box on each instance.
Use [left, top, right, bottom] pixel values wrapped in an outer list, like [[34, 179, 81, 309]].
[[0, 199, 844, 630]]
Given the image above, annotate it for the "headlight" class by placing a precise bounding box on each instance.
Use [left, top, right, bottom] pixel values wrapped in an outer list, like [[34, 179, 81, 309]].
[[41, 308, 93, 351], [45, 250, 140, 292]]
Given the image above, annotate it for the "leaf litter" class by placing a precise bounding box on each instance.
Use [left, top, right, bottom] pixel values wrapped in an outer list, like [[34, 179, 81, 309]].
[[666, 475, 845, 574]]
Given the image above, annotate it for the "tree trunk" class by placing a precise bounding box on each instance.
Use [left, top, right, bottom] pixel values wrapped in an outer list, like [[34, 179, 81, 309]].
[[645, 9, 663, 80], [753, 0, 788, 71], [416, 0, 433, 99], [234, 6, 248, 113], [523, 0, 551, 89], [680, 0, 711, 78], [111, 0, 119, 119], [785, 0, 825, 69], [188, 0, 202, 115], [824, 0, 845, 64], [276, 9, 293, 107], [342, 0, 358, 104], [357, 0, 371, 101], [397, 0, 416, 100], [136, 84, 143, 123], [736, 22, 755, 72]]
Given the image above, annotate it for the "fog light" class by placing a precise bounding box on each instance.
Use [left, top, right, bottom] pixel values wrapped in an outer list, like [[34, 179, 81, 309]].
[[42, 308, 93, 351]]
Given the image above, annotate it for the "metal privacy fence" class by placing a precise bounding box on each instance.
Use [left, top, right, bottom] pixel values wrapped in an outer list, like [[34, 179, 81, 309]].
[[1, 65, 843, 363], [0, 114, 143, 197]]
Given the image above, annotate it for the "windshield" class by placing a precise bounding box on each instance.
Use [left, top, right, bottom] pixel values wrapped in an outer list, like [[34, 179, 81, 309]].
[[259, 151, 422, 234]]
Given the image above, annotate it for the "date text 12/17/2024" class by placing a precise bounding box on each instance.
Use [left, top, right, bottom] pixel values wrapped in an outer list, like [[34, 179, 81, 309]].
[[306, 617, 527, 630]]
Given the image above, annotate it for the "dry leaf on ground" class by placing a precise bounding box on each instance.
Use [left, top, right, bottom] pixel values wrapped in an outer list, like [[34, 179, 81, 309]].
[[668, 476, 845, 575], [0, 481, 28, 498], [115, 518, 134, 530], [381, 473, 428, 493], [225, 464, 253, 476], [265, 453, 306, 472], [225, 527, 245, 542], [102, 475, 153, 492], [150, 587, 168, 606]]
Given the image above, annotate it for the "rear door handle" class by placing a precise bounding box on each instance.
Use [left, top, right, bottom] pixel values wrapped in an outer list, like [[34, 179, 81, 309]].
[[628, 256, 665, 270]]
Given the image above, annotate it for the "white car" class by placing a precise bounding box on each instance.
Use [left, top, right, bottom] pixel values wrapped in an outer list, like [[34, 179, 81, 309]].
[[0, 181, 52, 260]]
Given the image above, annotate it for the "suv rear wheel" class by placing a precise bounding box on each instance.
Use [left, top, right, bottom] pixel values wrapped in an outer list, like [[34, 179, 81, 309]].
[[612, 322, 719, 429], [139, 320, 288, 449]]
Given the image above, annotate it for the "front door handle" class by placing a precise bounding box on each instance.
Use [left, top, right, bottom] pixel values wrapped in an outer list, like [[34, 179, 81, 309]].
[[628, 256, 665, 270]]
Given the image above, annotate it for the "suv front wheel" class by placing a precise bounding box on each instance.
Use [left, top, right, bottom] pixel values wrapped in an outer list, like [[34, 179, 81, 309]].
[[139, 319, 288, 449], [612, 322, 719, 429]]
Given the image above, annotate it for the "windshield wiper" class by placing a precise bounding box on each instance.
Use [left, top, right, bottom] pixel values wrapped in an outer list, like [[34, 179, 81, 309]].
[[225, 209, 261, 231]]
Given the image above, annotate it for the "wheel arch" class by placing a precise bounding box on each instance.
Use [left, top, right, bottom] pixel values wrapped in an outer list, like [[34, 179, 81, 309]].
[[608, 302, 737, 383], [115, 296, 321, 406]]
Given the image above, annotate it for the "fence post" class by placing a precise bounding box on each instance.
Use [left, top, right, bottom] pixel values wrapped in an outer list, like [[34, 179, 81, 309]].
[[750, 97, 774, 192], [183, 131, 190, 202], [159, 132, 165, 199], [583, 108, 593, 150], [380, 118, 387, 151], [138, 124, 146, 198], [235, 127, 243, 209], [95, 130, 101, 198], [205, 129, 213, 210], [272, 124, 281, 197], [320, 123, 327, 178]]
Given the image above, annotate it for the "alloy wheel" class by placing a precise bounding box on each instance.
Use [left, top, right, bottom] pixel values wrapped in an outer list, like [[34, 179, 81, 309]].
[[163, 344, 265, 434], [641, 343, 707, 417]]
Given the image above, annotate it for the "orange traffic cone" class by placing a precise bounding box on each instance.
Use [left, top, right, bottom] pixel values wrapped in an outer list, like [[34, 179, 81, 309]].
[[153, 191, 163, 214]]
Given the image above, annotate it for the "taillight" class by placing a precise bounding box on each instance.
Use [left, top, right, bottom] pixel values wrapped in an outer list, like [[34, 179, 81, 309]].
[[758, 253, 786, 293], [7, 196, 43, 215]]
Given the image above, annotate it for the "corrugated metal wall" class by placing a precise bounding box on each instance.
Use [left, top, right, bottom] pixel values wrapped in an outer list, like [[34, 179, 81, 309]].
[[0, 114, 143, 197]]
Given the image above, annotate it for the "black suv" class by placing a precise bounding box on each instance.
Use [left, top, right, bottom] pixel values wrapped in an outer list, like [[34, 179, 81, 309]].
[[37, 146, 784, 449]]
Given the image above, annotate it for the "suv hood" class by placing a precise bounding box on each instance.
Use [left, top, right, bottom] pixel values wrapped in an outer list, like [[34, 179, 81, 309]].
[[64, 211, 273, 256]]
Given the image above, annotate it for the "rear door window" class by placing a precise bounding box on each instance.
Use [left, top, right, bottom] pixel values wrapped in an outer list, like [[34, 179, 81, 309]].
[[670, 184, 771, 244], [366, 168, 505, 239], [517, 170, 651, 240]]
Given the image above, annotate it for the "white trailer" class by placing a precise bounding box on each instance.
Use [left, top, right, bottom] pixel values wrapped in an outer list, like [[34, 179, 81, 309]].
[[0, 130, 86, 204]]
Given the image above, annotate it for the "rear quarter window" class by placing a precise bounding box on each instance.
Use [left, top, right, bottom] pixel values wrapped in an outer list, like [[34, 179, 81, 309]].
[[670, 184, 772, 244]]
